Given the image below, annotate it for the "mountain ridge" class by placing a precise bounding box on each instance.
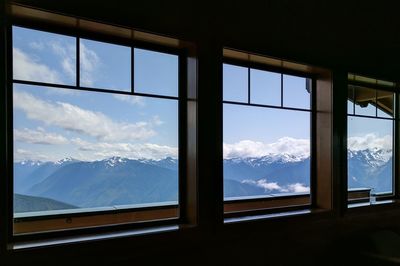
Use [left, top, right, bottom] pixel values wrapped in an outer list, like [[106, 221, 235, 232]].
[[13, 148, 393, 213]]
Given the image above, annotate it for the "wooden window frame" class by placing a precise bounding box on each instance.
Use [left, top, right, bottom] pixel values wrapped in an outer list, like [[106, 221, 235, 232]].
[[4, 4, 198, 242], [346, 74, 399, 207], [222, 48, 333, 218]]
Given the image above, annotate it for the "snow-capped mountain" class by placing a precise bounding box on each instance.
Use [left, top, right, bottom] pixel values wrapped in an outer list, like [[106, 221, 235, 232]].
[[223, 154, 310, 197], [347, 148, 393, 193], [13, 156, 180, 213], [54, 157, 79, 165], [24, 157, 179, 209], [227, 153, 309, 167], [348, 148, 392, 168], [103, 156, 127, 167], [143, 157, 178, 171], [101, 156, 178, 170], [224, 155, 310, 182]]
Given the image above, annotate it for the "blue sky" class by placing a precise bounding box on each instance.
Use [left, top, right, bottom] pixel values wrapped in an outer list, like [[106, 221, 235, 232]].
[[347, 116, 393, 151], [223, 63, 311, 159], [348, 116, 392, 139], [13, 26, 391, 163], [223, 64, 310, 109], [80, 38, 131, 90], [13, 26, 178, 162], [223, 62, 394, 159], [347, 92, 393, 151], [223, 104, 310, 144], [13, 26, 313, 162]]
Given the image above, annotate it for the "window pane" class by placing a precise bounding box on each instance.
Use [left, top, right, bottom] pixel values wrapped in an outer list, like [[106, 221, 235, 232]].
[[250, 69, 281, 106], [283, 74, 310, 109], [348, 116, 393, 194], [80, 39, 131, 91], [13, 84, 178, 215], [223, 64, 248, 102], [377, 90, 394, 118], [223, 104, 310, 199], [13, 26, 76, 85], [134, 48, 178, 97], [348, 85, 354, 115], [354, 86, 376, 116]]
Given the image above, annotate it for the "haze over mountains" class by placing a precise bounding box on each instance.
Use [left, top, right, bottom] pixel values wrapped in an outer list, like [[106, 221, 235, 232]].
[[13, 147, 392, 214]]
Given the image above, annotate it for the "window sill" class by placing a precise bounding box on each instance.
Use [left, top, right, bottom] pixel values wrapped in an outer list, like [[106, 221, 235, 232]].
[[14, 206, 179, 235], [224, 193, 310, 215], [345, 199, 400, 217], [348, 199, 395, 209], [224, 208, 315, 224], [9, 224, 179, 251]]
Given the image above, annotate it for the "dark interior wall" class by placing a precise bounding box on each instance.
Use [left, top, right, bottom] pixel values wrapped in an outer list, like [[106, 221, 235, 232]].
[[3, 1, 400, 265]]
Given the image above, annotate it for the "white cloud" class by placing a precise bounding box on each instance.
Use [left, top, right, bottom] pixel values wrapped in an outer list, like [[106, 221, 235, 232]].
[[29, 41, 45, 50], [14, 127, 69, 145], [224, 134, 391, 159], [243, 178, 310, 194], [13, 90, 159, 142], [113, 94, 145, 107], [287, 183, 310, 193], [13, 48, 61, 83], [243, 179, 282, 191], [15, 41, 98, 86], [223, 137, 310, 159], [14, 148, 49, 162], [150, 115, 164, 126], [80, 42, 100, 86], [348, 133, 392, 151], [48, 41, 76, 82], [71, 138, 178, 160]]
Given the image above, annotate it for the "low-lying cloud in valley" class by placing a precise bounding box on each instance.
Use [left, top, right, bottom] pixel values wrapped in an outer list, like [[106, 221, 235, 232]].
[[242, 179, 310, 194]]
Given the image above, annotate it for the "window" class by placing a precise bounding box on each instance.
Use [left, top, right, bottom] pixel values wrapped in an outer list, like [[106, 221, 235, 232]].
[[347, 74, 396, 205], [12, 25, 184, 234], [223, 60, 313, 215]]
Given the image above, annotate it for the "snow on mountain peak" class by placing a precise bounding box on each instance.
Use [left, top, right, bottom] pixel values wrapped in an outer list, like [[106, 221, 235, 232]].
[[19, 160, 43, 166], [348, 148, 392, 167], [104, 156, 127, 167], [55, 157, 77, 165], [227, 152, 309, 166]]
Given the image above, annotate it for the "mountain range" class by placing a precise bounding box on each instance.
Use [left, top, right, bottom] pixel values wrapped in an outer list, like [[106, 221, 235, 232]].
[[13, 148, 392, 213], [348, 149, 392, 193]]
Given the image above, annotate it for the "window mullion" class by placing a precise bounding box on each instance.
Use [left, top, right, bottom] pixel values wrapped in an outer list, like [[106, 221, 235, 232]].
[[395, 92, 400, 198], [247, 67, 250, 104], [131, 46, 134, 94], [280, 73, 283, 107], [76, 37, 80, 88]]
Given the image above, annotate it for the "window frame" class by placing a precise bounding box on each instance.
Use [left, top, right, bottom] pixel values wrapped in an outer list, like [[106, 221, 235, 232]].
[[7, 20, 191, 241], [346, 76, 399, 206], [221, 56, 317, 217]]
